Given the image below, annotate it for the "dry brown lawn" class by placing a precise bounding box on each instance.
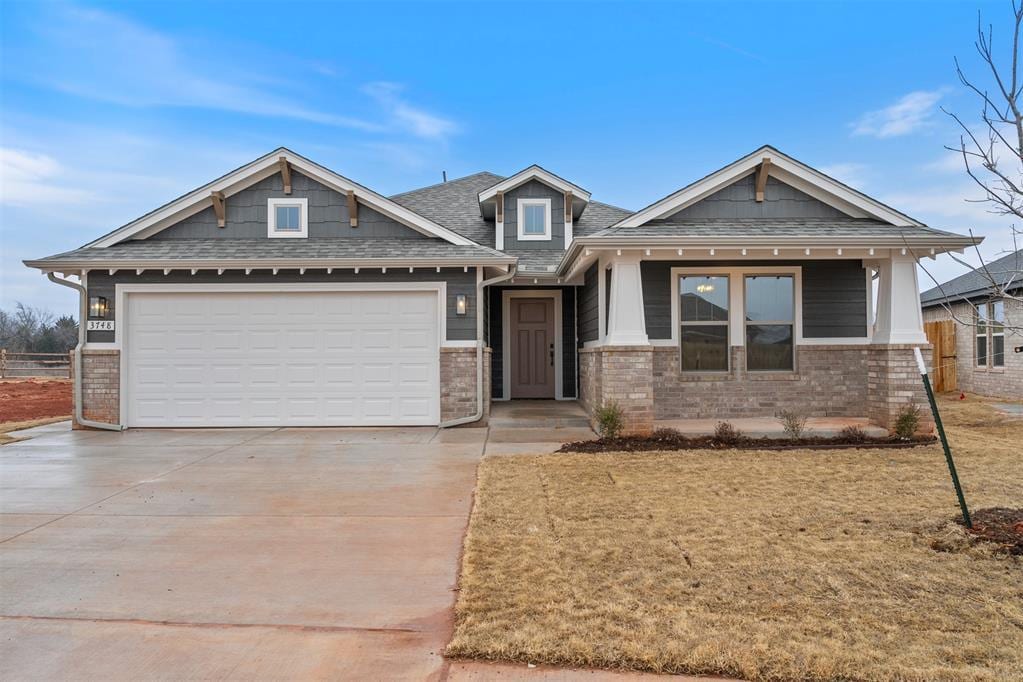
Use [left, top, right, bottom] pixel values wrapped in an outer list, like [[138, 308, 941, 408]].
[[448, 394, 1023, 681]]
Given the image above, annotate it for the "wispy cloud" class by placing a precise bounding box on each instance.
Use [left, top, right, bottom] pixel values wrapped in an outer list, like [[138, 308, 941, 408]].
[[0, 148, 96, 206], [851, 89, 948, 138], [363, 82, 458, 141], [818, 162, 870, 189]]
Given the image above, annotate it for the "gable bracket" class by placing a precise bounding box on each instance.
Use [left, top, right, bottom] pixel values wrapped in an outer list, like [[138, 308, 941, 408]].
[[347, 190, 358, 228], [496, 191, 504, 223], [278, 156, 292, 195], [564, 192, 573, 222], [755, 157, 772, 202], [210, 191, 226, 228]]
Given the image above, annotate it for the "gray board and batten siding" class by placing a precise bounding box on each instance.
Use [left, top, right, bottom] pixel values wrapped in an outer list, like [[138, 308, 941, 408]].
[[640, 260, 869, 340], [502, 180, 568, 251], [84, 268, 479, 344], [153, 170, 430, 240]]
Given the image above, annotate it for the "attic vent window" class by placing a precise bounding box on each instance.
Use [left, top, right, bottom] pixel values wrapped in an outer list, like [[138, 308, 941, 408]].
[[517, 198, 551, 241], [268, 197, 308, 238]]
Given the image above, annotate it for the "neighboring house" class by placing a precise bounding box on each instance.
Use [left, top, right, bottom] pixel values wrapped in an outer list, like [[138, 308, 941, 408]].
[[920, 249, 1022, 399], [26, 146, 978, 433]]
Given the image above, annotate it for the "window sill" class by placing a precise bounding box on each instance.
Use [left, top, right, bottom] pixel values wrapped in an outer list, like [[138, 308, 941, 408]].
[[746, 371, 801, 381], [677, 371, 736, 382]]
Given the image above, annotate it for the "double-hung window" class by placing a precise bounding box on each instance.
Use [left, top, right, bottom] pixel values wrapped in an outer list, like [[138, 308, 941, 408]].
[[679, 275, 730, 371], [268, 197, 308, 238], [744, 275, 795, 371], [977, 299, 1005, 368], [517, 198, 551, 241]]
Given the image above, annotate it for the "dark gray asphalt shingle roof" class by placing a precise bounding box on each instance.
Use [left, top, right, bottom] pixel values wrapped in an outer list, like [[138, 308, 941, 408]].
[[589, 217, 960, 238], [28, 238, 512, 264], [920, 248, 1023, 306]]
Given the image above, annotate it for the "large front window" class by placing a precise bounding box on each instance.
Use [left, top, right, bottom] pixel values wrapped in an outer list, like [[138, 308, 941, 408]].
[[679, 275, 729, 371], [745, 275, 795, 371]]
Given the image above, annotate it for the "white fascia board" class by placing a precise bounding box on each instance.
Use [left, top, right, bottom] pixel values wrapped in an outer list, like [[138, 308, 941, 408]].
[[87, 148, 474, 248], [477, 165, 591, 203], [611, 146, 925, 229]]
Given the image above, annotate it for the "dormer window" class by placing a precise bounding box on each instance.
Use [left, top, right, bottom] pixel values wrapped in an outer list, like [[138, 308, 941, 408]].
[[268, 197, 308, 238], [517, 198, 551, 241]]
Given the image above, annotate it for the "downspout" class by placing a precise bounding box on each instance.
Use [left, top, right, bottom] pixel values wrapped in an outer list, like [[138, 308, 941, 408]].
[[47, 273, 124, 431], [440, 264, 517, 428]]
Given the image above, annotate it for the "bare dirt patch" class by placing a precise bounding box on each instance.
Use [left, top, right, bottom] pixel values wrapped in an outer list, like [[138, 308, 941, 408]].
[[0, 378, 72, 423], [448, 395, 1023, 681]]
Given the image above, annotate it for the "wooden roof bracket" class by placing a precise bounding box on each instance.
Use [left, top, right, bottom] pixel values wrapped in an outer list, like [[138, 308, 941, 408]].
[[496, 191, 504, 223], [347, 189, 358, 227], [755, 157, 772, 202], [210, 191, 226, 227], [564, 192, 573, 222], [278, 156, 292, 195]]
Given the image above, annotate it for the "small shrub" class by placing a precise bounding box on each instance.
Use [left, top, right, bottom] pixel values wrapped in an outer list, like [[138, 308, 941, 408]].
[[838, 425, 868, 443], [893, 404, 921, 440], [595, 401, 624, 440], [776, 409, 810, 439], [651, 427, 686, 446], [714, 421, 743, 445]]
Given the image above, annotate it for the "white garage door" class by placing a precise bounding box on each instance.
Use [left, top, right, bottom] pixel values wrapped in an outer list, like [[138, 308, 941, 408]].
[[125, 288, 440, 427]]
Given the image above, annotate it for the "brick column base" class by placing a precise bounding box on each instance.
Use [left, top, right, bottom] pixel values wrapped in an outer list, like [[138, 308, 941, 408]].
[[70, 349, 121, 429], [440, 346, 490, 426], [867, 344, 935, 434], [579, 346, 654, 436]]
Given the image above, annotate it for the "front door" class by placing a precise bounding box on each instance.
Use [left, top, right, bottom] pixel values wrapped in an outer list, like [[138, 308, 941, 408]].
[[510, 298, 556, 399]]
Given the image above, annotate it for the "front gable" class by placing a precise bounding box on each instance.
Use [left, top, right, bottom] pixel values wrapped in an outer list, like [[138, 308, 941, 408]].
[[152, 169, 429, 240], [661, 173, 851, 221], [88, 148, 473, 248]]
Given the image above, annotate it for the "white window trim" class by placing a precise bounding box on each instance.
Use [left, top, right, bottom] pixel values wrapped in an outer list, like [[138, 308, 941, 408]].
[[742, 273, 798, 373], [268, 197, 308, 238], [516, 198, 552, 241], [669, 266, 802, 348]]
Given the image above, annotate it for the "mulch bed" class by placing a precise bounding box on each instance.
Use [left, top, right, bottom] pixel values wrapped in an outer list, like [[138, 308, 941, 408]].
[[963, 507, 1023, 556], [0, 379, 72, 423], [559, 431, 936, 453]]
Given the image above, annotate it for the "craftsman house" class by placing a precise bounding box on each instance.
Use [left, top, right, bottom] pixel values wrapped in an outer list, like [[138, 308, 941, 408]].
[[26, 146, 978, 433], [921, 249, 1022, 399]]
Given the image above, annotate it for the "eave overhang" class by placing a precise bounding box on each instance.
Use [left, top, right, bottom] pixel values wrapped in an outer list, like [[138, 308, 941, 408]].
[[24, 255, 517, 274]]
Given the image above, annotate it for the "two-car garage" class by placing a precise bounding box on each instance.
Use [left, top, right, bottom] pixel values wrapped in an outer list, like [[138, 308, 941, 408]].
[[121, 285, 442, 427]]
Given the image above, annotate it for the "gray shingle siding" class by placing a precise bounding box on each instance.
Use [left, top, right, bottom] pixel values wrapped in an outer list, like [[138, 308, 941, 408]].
[[84, 268, 478, 344], [579, 263, 599, 342], [665, 174, 850, 220], [640, 260, 868, 340], [502, 179, 567, 251], [154, 170, 428, 240]]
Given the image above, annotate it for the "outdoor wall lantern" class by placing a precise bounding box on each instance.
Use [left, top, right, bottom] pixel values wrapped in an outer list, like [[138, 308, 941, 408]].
[[455, 294, 467, 316], [89, 296, 109, 319]]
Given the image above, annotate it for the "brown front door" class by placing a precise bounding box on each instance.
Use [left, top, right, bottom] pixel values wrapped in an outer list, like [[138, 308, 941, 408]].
[[510, 298, 556, 399]]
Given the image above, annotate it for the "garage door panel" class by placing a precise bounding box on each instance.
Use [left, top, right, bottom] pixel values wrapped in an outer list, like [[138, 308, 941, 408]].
[[126, 290, 440, 427]]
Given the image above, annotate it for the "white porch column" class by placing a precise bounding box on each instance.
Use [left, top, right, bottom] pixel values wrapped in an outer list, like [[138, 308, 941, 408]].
[[872, 254, 927, 344], [605, 254, 649, 345]]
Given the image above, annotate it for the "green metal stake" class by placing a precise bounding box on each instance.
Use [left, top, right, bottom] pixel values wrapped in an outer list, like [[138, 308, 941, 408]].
[[913, 348, 972, 529]]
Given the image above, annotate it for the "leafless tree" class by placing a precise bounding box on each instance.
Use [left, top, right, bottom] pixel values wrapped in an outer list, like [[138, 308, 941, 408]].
[[923, 1, 1023, 333]]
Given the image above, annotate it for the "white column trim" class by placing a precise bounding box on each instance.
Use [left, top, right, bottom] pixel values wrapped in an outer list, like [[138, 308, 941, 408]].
[[872, 255, 927, 344], [605, 254, 649, 346]]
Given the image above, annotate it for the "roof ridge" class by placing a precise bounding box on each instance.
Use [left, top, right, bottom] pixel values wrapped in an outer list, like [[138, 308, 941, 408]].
[[390, 171, 504, 199]]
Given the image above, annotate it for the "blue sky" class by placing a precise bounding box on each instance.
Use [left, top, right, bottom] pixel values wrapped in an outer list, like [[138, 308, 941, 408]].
[[1, 0, 1017, 317]]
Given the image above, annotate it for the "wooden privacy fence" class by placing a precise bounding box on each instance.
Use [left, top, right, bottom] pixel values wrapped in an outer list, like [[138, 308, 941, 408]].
[[0, 350, 72, 379], [923, 320, 957, 393]]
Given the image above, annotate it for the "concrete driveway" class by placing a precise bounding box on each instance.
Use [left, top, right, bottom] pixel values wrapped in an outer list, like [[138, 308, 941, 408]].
[[0, 408, 619, 681]]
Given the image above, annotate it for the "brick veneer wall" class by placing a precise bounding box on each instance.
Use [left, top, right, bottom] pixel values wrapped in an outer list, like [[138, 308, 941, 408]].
[[71, 349, 120, 429], [866, 344, 935, 433], [578, 346, 654, 435], [651, 345, 869, 420], [440, 347, 491, 425], [923, 300, 1023, 399]]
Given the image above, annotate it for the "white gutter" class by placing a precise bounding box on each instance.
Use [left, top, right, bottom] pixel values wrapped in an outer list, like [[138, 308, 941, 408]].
[[439, 264, 518, 429], [46, 273, 124, 432], [24, 257, 516, 272]]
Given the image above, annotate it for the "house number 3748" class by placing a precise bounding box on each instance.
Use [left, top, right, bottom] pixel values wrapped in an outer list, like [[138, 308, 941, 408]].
[[86, 320, 115, 331]]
